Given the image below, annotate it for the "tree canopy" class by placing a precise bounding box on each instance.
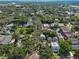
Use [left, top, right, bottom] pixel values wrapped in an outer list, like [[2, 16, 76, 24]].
[[59, 40, 72, 56]]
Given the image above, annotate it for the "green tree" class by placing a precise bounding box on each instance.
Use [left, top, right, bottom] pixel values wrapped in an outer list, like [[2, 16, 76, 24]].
[[43, 30, 56, 37], [14, 15, 28, 23], [37, 15, 53, 23], [50, 32, 56, 37], [0, 45, 10, 56], [39, 44, 53, 59], [74, 49, 79, 56], [39, 49, 53, 59], [12, 31, 20, 44], [8, 46, 26, 59], [59, 40, 72, 56]]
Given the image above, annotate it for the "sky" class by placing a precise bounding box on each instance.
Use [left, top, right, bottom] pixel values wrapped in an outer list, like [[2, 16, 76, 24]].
[[0, 0, 78, 2]]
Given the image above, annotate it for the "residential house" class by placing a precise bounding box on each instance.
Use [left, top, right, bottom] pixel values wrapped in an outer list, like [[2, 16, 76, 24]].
[[0, 35, 12, 45], [56, 32, 64, 40], [59, 23, 64, 27], [40, 34, 46, 40], [47, 37, 52, 42], [51, 42, 60, 53], [53, 37, 58, 42], [70, 38, 79, 50], [42, 24, 50, 30], [60, 27, 73, 39]]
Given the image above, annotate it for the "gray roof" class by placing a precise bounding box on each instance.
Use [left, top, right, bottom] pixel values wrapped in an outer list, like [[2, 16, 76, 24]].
[[72, 45, 79, 49], [0, 35, 12, 44], [69, 38, 79, 43]]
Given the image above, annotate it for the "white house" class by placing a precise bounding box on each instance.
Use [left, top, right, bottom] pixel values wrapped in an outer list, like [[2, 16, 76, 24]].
[[6, 23, 14, 30], [6, 23, 14, 27], [2, 27, 11, 35], [0, 35, 12, 44], [40, 34, 46, 40], [56, 32, 64, 40], [51, 42, 60, 53], [59, 23, 64, 27], [50, 23, 55, 27], [43, 24, 50, 28]]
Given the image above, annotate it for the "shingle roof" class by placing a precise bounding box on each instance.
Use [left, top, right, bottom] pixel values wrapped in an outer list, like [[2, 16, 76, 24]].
[[0, 35, 12, 44], [26, 52, 39, 59]]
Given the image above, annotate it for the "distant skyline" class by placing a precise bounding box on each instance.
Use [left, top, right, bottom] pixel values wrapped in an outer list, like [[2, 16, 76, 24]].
[[0, 0, 79, 2]]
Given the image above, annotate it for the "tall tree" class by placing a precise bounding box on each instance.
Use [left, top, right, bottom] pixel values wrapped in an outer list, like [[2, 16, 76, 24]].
[[59, 40, 72, 56]]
